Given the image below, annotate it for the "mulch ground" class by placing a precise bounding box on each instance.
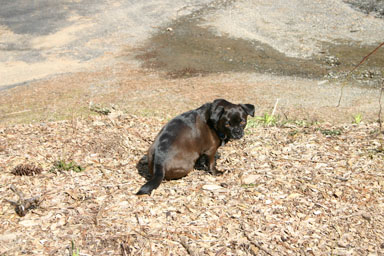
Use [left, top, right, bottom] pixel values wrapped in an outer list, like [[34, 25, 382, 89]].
[[1, 111, 384, 255]]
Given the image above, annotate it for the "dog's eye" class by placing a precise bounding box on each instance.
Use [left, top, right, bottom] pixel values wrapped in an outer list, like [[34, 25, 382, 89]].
[[240, 121, 246, 126]]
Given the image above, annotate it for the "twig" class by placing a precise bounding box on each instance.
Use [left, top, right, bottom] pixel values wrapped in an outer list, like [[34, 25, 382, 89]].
[[215, 247, 226, 256], [1, 109, 31, 117], [378, 81, 384, 151], [379, 82, 384, 133], [337, 41, 384, 107], [120, 242, 130, 256], [240, 223, 274, 256], [178, 235, 198, 256], [348, 42, 384, 77], [5, 185, 40, 217], [271, 98, 279, 116]]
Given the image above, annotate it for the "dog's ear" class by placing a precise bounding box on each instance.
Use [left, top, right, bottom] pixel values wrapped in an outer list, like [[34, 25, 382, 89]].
[[210, 105, 224, 125], [240, 104, 255, 117]]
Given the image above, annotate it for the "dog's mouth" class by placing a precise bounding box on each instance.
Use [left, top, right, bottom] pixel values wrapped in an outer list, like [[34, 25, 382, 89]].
[[230, 129, 244, 140]]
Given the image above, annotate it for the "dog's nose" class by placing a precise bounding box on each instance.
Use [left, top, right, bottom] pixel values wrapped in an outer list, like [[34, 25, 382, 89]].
[[232, 128, 244, 139]]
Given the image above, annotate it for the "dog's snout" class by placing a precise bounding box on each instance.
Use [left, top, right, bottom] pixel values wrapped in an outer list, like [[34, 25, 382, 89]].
[[232, 128, 244, 139]]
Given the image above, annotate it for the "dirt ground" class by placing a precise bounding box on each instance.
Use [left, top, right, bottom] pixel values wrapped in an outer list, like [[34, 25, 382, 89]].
[[1, 0, 384, 125], [0, 61, 382, 126]]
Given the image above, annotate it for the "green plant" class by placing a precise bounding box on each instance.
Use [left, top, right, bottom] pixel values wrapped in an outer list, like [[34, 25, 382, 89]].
[[71, 240, 80, 256], [288, 130, 299, 136], [291, 119, 319, 127], [319, 128, 342, 136], [255, 113, 278, 126], [89, 104, 111, 115], [245, 117, 259, 128], [50, 160, 84, 173], [353, 113, 362, 124]]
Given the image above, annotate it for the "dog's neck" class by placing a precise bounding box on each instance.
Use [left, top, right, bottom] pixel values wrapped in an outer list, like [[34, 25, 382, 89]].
[[197, 103, 228, 146]]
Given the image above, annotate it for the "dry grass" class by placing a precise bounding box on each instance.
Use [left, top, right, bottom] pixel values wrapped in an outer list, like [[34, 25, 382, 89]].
[[0, 62, 382, 126], [1, 111, 384, 255]]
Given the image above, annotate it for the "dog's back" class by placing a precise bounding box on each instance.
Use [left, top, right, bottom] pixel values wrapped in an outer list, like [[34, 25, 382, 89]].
[[137, 104, 213, 195]]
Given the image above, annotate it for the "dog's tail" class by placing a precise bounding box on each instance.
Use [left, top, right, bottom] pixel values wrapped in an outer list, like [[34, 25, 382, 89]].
[[136, 159, 165, 195]]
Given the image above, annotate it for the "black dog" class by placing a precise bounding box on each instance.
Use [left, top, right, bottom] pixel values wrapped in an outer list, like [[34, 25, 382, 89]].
[[136, 99, 255, 195]]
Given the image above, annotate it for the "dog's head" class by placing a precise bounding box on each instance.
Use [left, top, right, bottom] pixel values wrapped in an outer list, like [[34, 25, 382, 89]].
[[209, 99, 255, 141]]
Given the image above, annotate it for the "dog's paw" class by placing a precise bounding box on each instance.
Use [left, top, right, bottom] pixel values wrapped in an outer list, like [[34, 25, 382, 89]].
[[211, 169, 225, 176]]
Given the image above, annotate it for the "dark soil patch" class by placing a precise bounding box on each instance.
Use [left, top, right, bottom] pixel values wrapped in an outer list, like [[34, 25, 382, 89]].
[[136, 5, 384, 85], [136, 16, 328, 79], [345, 0, 384, 18]]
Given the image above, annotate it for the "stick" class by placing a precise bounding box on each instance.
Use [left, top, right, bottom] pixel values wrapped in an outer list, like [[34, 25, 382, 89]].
[[379, 83, 384, 133], [378, 81, 384, 151], [240, 223, 274, 256], [6, 185, 40, 217], [178, 236, 198, 256], [337, 41, 384, 107], [120, 243, 131, 256], [271, 98, 279, 116]]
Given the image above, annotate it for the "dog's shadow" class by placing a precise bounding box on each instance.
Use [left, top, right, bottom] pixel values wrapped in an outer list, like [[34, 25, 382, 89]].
[[136, 153, 221, 180]]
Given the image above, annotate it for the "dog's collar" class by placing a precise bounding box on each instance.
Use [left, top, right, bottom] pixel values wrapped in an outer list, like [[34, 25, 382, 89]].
[[217, 131, 227, 146]]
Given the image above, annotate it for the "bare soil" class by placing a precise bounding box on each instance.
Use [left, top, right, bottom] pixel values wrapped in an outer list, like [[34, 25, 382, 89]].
[[0, 62, 382, 126]]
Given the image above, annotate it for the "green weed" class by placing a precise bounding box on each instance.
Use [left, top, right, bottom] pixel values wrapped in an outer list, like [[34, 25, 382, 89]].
[[254, 113, 278, 126], [353, 113, 362, 124], [319, 128, 342, 136], [71, 240, 80, 256], [50, 160, 84, 173]]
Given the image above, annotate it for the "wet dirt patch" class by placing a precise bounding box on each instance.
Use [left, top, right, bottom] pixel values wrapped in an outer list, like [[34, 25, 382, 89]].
[[136, 16, 327, 79], [323, 41, 384, 87], [344, 0, 384, 18], [137, 10, 384, 85]]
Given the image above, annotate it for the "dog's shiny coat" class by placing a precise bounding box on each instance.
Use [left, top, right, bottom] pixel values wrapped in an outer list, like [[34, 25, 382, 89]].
[[136, 99, 255, 195]]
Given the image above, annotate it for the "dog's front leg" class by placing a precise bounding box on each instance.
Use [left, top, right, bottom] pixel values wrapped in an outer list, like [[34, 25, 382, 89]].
[[207, 151, 223, 176]]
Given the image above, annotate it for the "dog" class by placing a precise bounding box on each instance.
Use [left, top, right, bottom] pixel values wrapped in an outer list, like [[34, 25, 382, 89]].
[[136, 99, 255, 195]]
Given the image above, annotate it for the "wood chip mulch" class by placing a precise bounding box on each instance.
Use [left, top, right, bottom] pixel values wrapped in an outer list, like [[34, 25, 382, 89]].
[[1, 112, 384, 255]]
